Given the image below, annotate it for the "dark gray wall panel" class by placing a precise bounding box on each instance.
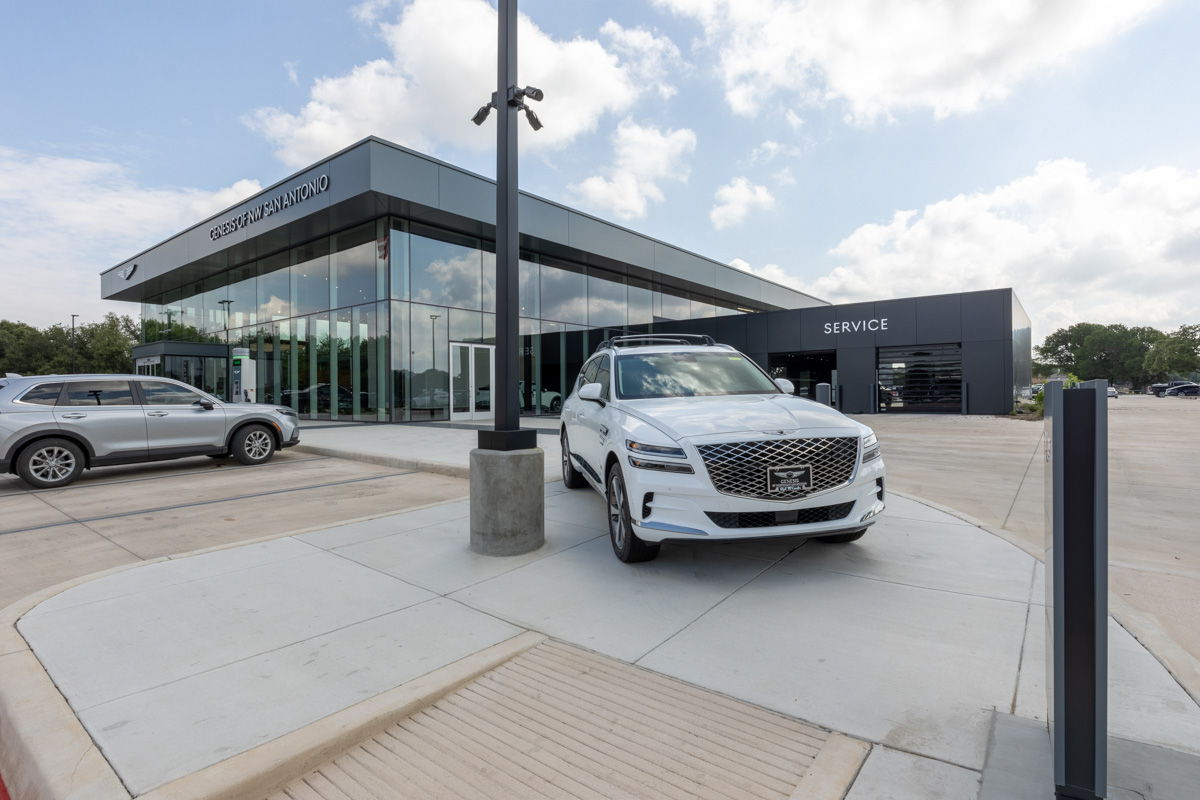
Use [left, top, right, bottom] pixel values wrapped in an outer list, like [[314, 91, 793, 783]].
[[371, 144, 439, 209], [767, 309, 804, 352], [746, 313, 769, 353], [873, 298, 916, 346], [438, 166, 495, 225], [836, 346, 878, 414], [962, 289, 1010, 342], [716, 315, 749, 352], [714, 267, 763, 305], [747, 352, 769, 372], [916, 294, 962, 344], [519, 196, 569, 244], [963, 339, 1008, 414], [834, 302, 877, 349], [799, 306, 837, 352], [566, 213, 653, 268], [654, 243, 717, 288]]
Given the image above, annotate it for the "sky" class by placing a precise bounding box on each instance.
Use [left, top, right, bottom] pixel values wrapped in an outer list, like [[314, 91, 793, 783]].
[[2, 0, 1198, 345]]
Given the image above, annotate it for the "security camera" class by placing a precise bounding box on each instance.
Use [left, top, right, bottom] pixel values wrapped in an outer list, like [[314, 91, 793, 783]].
[[524, 107, 543, 131], [521, 86, 544, 102], [471, 104, 493, 126]]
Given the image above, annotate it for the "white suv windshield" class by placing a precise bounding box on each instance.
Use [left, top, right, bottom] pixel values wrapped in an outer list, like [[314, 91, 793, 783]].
[[616, 352, 780, 399]]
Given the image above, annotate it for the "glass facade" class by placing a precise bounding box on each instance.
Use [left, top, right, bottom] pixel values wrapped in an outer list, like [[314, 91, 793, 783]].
[[138, 216, 749, 420], [877, 344, 963, 413]]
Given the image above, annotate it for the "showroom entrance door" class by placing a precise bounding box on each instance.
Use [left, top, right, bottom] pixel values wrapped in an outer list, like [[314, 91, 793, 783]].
[[450, 343, 495, 422]]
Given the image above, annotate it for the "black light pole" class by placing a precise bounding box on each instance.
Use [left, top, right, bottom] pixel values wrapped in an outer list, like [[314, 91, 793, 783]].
[[466, 0, 545, 558], [473, 0, 543, 451], [70, 314, 79, 373]]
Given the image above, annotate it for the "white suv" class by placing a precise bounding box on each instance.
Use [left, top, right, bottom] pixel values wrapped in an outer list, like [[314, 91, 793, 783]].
[[560, 336, 886, 562]]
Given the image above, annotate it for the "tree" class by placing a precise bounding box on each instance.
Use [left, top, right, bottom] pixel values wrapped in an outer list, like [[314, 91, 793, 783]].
[[1036, 322, 1168, 390], [0, 314, 139, 376], [1144, 324, 1200, 379]]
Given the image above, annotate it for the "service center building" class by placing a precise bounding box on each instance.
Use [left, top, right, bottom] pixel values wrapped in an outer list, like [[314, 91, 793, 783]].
[[102, 136, 1031, 420]]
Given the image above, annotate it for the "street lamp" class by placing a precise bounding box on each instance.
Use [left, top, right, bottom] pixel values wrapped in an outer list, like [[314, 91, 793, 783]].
[[466, 0, 545, 558], [218, 299, 234, 339], [70, 314, 79, 374]]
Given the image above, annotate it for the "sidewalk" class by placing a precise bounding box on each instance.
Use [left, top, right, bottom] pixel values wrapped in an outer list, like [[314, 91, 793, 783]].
[[2, 427, 1199, 799]]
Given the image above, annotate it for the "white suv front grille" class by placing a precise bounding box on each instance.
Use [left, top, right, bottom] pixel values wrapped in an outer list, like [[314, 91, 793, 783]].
[[695, 436, 860, 500]]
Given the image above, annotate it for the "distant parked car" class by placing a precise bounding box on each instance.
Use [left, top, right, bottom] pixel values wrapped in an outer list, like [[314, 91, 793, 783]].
[[1151, 380, 1194, 397], [1165, 383, 1199, 397], [0, 374, 299, 488]]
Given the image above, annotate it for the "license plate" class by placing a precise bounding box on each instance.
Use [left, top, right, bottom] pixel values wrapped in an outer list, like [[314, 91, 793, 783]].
[[767, 464, 811, 492]]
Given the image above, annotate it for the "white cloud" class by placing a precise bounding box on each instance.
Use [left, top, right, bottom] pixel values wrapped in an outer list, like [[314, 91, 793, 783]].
[[710, 177, 774, 230], [570, 118, 697, 220], [600, 20, 687, 100], [656, 0, 1163, 121], [247, 0, 659, 167], [729, 257, 806, 292], [0, 147, 260, 328], [799, 159, 1200, 339], [351, 0, 397, 24], [772, 166, 796, 187], [283, 61, 298, 85], [785, 109, 804, 131]]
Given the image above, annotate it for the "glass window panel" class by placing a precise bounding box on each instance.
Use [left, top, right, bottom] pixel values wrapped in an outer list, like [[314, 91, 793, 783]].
[[291, 240, 331, 317], [482, 249, 496, 313], [257, 252, 291, 322], [332, 224, 377, 309], [227, 266, 257, 329], [690, 298, 717, 319], [451, 344, 471, 415], [141, 297, 163, 343], [657, 290, 690, 321], [349, 304, 380, 421], [409, 303, 448, 420], [628, 280, 652, 327], [282, 316, 309, 415], [202, 274, 228, 337], [449, 308, 482, 343], [588, 274, 627, 329], [66, 380, 133, 406], [540, 263, 587, 324], [410, 228, 482, 310], [519, 258, 539, 318], [390, 301, 410, 422], [519, 318, 540, 414], [311, 312, 331, 418], [330, 309, 352, 419], [877, 344, 963, 413], [389, 226, 409, 301], [482, 312, 495, 345], [179, 282, 203, 340]]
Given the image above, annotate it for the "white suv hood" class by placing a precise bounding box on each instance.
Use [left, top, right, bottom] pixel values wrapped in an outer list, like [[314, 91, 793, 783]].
[[622, 394, 862, 441]]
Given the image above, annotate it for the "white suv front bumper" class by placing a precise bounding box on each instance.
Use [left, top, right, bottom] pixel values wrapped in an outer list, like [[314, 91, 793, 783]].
[[627, 455, 886, 543]]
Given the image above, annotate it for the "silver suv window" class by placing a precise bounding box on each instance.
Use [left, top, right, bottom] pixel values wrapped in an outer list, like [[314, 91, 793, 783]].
[[616, 352, 780, 399], [65, 380, 134, 406], [140, 381, 207, 406], [18, 383, 63, 406]]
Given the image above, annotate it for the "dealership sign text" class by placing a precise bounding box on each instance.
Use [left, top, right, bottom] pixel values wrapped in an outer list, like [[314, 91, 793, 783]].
[[824, 318, 888, 334], [209, 174, 330, 241]]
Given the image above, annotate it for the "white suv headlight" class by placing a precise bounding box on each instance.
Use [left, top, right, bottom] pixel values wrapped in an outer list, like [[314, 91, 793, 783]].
[[862, 432, 881, 463], [626, 440, 687, 459]]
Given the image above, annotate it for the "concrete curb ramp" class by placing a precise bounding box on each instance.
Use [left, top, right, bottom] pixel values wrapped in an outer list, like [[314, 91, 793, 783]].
[[264, 641, 867, 800]]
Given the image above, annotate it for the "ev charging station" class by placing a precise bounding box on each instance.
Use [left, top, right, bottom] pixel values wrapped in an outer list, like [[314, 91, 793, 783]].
[[1044, 379, 1108, 800], [230, 347, 256, 403]]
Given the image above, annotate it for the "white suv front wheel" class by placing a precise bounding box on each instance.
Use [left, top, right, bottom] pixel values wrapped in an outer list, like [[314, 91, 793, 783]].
[[606, 462, 659, 563]]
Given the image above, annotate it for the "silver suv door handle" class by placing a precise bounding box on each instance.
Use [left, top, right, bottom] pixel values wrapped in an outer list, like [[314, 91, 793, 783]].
[[61, 413, 87, 419], [599, 424, 609, 436], [147, 411, 169, 417]]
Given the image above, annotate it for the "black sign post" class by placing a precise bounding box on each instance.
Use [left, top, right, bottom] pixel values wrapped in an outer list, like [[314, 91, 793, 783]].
[[1044, 379, 1108, 800]]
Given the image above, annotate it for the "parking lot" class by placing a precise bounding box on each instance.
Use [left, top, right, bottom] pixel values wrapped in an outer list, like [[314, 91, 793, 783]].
[[0, 449, 469, 610]]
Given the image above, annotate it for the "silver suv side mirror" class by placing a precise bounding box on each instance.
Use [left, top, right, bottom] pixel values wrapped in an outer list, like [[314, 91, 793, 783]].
[[774, 378, 795, 394]]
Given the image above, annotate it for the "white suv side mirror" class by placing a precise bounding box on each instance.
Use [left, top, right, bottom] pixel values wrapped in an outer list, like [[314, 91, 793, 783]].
[[579, 382, 604, 403], [774, 378, 795, 394]]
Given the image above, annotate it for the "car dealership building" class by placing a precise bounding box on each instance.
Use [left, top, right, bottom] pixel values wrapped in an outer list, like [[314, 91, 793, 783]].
[[102, 136, 1032, 420]]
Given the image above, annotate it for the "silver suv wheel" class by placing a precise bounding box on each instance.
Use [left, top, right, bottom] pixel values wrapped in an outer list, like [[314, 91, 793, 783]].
[[18, 438, 85, 489]]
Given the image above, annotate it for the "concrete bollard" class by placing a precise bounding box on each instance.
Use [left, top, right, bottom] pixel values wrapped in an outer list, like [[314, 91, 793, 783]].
[[469, 447, 545, 555], [816, 382, 831, 407]]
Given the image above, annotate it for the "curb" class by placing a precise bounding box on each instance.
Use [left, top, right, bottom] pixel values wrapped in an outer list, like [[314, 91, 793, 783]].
[[890, 489, 1200, 710], [138, 631, 546, 800]]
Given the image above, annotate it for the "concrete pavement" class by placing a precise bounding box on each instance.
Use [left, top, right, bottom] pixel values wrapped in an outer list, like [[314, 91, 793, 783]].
[[2, 409, 1199, 798]]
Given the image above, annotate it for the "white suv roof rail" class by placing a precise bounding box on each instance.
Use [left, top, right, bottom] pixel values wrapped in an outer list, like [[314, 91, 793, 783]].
[[594, 334, 722, 354]]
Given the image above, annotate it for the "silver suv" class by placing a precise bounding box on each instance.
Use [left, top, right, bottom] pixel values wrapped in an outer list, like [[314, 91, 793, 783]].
[[0, 374, 300, 489]]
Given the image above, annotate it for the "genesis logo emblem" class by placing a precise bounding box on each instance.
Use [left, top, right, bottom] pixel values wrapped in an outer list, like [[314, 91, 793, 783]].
[[775, 471, 806, 479], [117, 264, 137, 280]]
